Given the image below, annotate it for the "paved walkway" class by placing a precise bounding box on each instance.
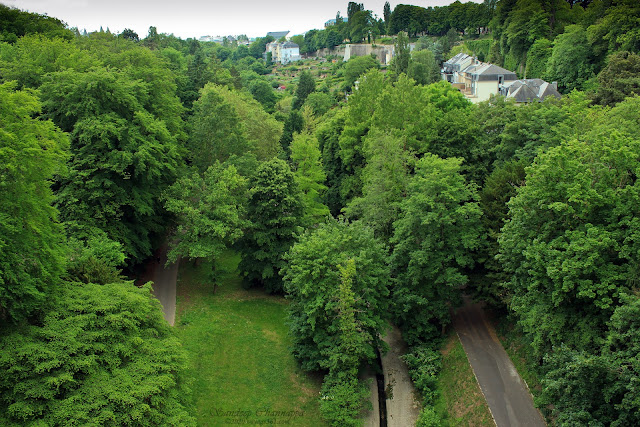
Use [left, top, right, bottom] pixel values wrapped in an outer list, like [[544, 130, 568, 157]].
[[381, 325, 421, 427], [454, 298, 546, 427], [149, 248, 178, 326]]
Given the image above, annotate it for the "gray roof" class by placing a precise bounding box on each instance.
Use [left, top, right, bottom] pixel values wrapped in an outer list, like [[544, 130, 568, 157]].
[[444, 52, 470, 65], [443, 53, 472, 73], [471, 63, 517, 81], [267, 31, 290, 39], [501, 79, 562, 102], [281, 41, 299, 49]]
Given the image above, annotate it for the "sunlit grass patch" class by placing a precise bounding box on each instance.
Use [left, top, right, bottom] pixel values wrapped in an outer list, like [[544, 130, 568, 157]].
[[175, 251, 325, 426]]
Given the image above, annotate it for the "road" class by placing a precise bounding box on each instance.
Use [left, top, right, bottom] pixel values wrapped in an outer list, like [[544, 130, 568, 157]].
[[381, 325, 421, 427], [454, 298, 546, 427], [149, 249, 178, 326]]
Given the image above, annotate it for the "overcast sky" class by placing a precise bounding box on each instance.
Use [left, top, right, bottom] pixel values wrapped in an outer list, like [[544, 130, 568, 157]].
[[3, 0, 479, 39]]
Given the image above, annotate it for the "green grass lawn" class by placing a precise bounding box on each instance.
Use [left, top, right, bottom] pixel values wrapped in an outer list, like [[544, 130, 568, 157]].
[[174, 252, 325, 426], [434, 332, 494, 426]]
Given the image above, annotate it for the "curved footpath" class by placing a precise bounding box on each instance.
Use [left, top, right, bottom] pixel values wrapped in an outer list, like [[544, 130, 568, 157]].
[[454, 297, 546, 427], [149, 248, 178, 326]]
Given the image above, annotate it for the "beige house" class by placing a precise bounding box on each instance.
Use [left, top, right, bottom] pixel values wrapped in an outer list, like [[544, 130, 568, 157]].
[[443, 55, 518, 103]]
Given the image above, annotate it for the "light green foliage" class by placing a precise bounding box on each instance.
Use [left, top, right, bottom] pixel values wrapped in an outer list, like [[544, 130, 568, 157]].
[[214, 84, 282, 160], [319, 373, 369, 427], [65, 224, 125, 285], [188, 83, 251, 171], [319, 259, 371, 426], [391, 154, 482, 345], [408, 49, 441, 85], [342, 55, 379, 91], [283, 219, 390, 372], [546, 25, 595, 92], [338, 70, 387, 202], [0, 282, 195, 426], [498, 102, 640, 356], [164, 163, 247, 269], [372, 75, 437, 154], [40, 67, 183, 263], [290, 133, 330, 227], [525, 38, 552, 79], [240, 159, 303, 293], [0, 35, 95, 89], [304, 91, 334, 116], [345, 130, 412, 241], [403, 345, 442, 405], [416, 406, 442, 427], [0, 83, 68, 322]]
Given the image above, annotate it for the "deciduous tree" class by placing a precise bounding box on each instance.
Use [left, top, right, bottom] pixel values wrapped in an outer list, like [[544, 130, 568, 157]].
[[239, 159, 303, 293]]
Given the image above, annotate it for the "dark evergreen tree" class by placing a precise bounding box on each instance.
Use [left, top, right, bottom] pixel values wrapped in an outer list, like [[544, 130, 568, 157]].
[[239, 159, 303, 293], [292, 70, 316, 110]]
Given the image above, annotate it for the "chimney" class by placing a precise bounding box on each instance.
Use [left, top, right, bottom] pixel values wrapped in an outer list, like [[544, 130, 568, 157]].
[[552, 81, 558, 90]]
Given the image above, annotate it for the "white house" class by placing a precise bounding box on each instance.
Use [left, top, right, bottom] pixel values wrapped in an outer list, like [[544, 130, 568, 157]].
[[279, 41, 301, 64], [265, 41, 301, 64]]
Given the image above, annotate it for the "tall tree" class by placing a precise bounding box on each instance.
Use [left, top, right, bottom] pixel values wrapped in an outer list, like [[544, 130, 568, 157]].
[[498, 99, 640, 357], [187, 83, 250, 171], [383, 1, 392, 31], [283, 219, 390, 372], [593, 51, 640, 106], [0, 83, 68, 322], [293, 70, 316, 110], [290, 133, 331, 227], [392, 31, 411, 76], [163, 163, 248, 284], [40, 68, 183, 263], [408, 49, 441, 85], [239, 159, 303, 293], [344, 130, 412, 242], [546, 24, 595, 92], [391, 154, 482, 344]]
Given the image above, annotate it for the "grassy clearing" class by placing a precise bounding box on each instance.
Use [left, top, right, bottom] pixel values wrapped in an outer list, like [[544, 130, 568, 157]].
[[434, 332, 494, 426], [174, 252, 325, 426]]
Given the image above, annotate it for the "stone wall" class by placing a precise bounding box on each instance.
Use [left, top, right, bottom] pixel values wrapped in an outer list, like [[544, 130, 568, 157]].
[[305, 44, 394, 65]]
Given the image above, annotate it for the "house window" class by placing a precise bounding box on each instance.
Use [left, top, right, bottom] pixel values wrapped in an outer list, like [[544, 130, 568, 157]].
[[498, 75, 504, 85]]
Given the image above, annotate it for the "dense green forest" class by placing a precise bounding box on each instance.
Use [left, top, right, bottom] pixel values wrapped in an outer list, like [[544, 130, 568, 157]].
[[1, 1, 639, 425]]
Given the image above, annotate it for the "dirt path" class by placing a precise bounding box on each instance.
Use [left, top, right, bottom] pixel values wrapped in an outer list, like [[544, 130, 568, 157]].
[[381, 325, 421, 427], [454, 298, 546, 427], [149, 248, 178, 326]]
